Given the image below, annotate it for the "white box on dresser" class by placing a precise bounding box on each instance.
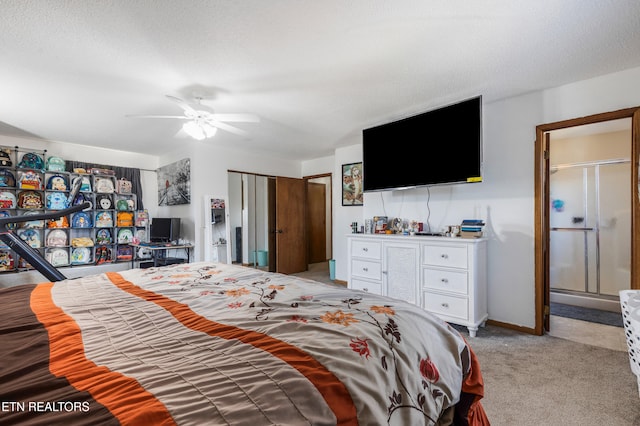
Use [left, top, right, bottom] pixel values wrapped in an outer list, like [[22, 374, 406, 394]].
[[347, 234, 488, 337]]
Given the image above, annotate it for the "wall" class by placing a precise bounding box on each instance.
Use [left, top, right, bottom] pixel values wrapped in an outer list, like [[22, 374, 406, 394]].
[[0, 135, 159, 286], [4, 65, 640, 328], [156, 141, 301, 264], [0, 135, 159, 214], [327, 65, 640, 330]]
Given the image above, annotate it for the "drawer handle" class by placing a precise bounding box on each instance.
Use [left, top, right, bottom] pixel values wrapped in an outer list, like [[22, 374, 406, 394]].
[[441, 278, 448, 283], [362, 267, 368, 272], [441, 254, 448, 259], [363, 288, 369, 292], [441, 303, 449, 308], [362, 247, 368, 252]]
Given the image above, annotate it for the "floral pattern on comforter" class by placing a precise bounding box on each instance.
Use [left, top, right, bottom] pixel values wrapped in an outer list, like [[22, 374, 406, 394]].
[[113, 262, 476, 425], [0, 261, 487, 426]]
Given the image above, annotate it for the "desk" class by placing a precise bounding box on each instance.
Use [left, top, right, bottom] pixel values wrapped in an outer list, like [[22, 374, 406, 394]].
[[129, 243, 194, 268]]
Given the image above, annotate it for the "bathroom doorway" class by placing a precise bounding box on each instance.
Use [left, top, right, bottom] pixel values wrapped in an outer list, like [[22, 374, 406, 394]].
[[548, 120, 631, 312], [535, 106, 640, 334]]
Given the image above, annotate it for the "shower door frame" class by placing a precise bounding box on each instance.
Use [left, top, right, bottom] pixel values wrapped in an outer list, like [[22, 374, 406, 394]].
[[535, 106, 640, 335], [549, 159, 630, 300]]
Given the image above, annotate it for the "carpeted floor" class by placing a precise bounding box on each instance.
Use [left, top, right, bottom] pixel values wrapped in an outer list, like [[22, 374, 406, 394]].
[[468, 324, 639, 425], [550, 302, 622, 327]]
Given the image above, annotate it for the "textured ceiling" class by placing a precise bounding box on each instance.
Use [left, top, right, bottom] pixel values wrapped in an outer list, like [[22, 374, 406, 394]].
[[1, 0, 640, 161]]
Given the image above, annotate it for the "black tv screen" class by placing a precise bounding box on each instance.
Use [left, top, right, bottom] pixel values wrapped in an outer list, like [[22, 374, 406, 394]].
[[362, 96, 482, 192], [150, 218, 181, 243]]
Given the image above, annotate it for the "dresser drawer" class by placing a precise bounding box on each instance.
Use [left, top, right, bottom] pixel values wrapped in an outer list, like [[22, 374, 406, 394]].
[[423, 268, 468, 295], [423, 291, 468, 320], [351, 240, 382, 260], [423, 245, 468, 269], [351, 259, 382, 281], [350, 278, 383, 295]]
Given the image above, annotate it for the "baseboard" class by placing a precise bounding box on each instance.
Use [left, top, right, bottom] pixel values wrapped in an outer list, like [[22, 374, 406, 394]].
[[333, 279, 347, 286], [486, 319, 538, 335]]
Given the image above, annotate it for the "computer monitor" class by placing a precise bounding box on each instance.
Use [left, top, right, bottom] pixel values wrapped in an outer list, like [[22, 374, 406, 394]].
[[150, 218, 180, 243]]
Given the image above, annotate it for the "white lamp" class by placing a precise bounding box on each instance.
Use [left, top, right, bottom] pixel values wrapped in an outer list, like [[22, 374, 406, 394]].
[[183, 120, 217, 140]]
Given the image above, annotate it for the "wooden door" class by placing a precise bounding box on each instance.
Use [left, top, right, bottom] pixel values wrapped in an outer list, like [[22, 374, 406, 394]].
[[275, 177, 307, 274], [267, 177, 276, 272], [307, 182, 327, 264]]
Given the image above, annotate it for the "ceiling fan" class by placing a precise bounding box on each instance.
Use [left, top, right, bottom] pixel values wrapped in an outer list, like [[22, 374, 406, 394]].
[[127, 95, 260, 140]]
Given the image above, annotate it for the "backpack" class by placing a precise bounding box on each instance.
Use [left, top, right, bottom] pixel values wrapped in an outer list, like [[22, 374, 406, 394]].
[[94, 177, 115, 193], [17, 229, 41, 248], [46, 156, 66, 172], [116, 211, 133, 227], [17, 191, 43, 209], [116, 199, 129, 211], [71, 192, 90, 207], [46, 192, 68, 210], [71, 211, 92, 228], [117, 178, 132, 194], [117, 228, 133, 243], [116, 245, 133, 261], [72, 175, 92, 192], [70, 247, 91, 264], [0, 170, 16, 187], [135, 210, 149, 227], [95, 211, 113, 228], [95, 246, 112, 264], [20, 210, 45, 229], [96, 194, 113, 210], [46, 248, 69, 267], [0, 151, 12, 167], [95, 228, 113, 245], [46, 229, 68, 247], [46, 174, 68, 191], [18, 153, 44, 170], [47, 215, 69, 228], [18, 171, 42, 190], [0, 191, 16, 208], [0, 211, 16, 230], [0, 251, 15, 270]]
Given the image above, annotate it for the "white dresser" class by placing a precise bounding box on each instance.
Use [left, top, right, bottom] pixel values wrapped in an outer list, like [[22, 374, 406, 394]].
[[347, 234, 488, 337]]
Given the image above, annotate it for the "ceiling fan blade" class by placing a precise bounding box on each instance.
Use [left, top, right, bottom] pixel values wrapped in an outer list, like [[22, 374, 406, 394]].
[[210, 113, 260, 123], [166, 95, 198, 114], [174, 127, 190, 138], [126, 114, 189, 119], [209, 120, 249, 137]]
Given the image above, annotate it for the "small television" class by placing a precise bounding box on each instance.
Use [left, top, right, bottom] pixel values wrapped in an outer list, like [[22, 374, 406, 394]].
[[150, 218, 181, 243], [362, 96, 482, 192]]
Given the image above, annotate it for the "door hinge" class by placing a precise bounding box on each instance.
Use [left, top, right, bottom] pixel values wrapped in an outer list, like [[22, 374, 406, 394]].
[[544, 150, 550, 160], [544, 305, 550, 316]]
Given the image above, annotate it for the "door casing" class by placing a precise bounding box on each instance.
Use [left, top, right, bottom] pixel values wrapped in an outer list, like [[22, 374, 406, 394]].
[[534, 107, 640, 335]]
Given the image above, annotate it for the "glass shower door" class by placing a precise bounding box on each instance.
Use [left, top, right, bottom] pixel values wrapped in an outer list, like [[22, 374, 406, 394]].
[[549, 161, 630, 297]]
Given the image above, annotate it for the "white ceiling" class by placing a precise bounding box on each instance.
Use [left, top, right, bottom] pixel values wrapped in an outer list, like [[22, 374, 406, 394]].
[[1, 0, 640, 161]]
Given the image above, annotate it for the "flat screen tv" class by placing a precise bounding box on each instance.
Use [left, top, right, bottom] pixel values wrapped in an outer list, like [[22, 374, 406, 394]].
[[150, 218, 181, 243], [362, 96, 482, 192]]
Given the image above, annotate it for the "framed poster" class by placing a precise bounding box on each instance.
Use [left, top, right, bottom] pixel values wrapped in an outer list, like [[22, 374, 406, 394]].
[[157, 158, 191, 206], [342, 162, 363, 206]]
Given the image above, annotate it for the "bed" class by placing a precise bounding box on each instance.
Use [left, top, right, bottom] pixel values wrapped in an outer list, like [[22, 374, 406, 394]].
[[0, 261, 489, 425]]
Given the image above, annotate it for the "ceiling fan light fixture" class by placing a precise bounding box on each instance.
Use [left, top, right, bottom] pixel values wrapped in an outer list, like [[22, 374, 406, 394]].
[[202, 122, 218, 138], [183, 120, 216, 140]]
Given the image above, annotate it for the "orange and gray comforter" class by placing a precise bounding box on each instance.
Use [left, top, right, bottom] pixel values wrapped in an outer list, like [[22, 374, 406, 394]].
[[0, 262, 488, 425]]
